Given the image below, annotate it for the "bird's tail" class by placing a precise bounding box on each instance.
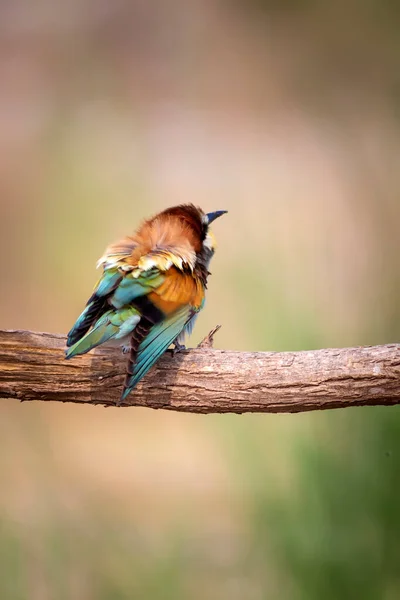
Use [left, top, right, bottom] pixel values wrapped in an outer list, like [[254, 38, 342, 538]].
[[119, 318, 154, 404], [119, 306, 192, 403]]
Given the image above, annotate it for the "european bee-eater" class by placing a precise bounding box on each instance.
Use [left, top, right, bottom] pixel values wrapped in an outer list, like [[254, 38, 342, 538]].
[[66, 204, 227, 403]]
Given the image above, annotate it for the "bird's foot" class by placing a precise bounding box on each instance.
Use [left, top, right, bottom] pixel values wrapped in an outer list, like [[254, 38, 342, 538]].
[[168, 341, 186, 357], [121, 344, 131, 354]]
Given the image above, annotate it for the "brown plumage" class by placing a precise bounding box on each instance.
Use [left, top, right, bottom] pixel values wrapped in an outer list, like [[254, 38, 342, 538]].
[[102, 205, 203, 270]]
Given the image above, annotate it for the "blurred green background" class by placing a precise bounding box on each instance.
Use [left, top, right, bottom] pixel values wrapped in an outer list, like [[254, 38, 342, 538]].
[[1, 1, 400, 598]]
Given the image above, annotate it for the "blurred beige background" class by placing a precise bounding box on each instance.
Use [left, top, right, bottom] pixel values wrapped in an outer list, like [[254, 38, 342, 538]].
[[1, 1, 400, 599]]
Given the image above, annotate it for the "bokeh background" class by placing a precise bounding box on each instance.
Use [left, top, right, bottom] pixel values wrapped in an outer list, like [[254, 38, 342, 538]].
[[1, 1, 400, 598]]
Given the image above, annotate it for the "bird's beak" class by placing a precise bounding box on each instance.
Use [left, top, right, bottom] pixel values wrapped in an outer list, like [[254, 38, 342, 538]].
[[206, 210, 228, 224]]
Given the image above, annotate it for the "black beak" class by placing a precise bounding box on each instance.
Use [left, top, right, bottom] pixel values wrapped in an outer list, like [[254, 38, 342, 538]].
[[206, 210, 228, 224]]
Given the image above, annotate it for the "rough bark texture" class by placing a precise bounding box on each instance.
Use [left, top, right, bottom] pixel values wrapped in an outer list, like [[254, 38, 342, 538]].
[[0, 329, 399, 413]]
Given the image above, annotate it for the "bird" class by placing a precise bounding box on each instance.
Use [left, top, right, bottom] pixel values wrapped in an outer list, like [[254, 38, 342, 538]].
[[65, 204, 227, 404]]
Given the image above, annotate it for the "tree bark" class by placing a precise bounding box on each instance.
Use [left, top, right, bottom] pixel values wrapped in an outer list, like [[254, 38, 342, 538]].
[[0, 329, 399, 413]]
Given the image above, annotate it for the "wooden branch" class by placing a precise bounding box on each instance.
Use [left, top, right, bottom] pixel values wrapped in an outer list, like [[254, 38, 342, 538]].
[[0, 329, 399, 413]]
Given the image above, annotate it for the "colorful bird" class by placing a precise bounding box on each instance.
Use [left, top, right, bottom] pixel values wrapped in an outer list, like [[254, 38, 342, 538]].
[[65, 204, 227, 404]]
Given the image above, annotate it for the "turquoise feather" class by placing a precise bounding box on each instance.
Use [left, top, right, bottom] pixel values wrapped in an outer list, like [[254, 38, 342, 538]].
[[120, 306, 192, 401], [95, 270, 121, 296], [111, 270, 165, 309], [67, 269, 121, 346]]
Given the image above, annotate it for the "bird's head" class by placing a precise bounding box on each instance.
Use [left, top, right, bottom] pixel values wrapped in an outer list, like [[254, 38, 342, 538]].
[[201, 209, 228, 254], [158, 204, 227, 254], [152, 204, 227, 279]]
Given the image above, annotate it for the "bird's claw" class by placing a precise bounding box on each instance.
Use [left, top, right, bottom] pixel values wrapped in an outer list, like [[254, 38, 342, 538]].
[[168, 342, 186, 357]]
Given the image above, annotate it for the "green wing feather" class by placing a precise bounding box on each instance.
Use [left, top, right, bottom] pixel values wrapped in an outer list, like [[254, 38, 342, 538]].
[[66, 265, 165, 351], [66, 306, 141, 358]]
